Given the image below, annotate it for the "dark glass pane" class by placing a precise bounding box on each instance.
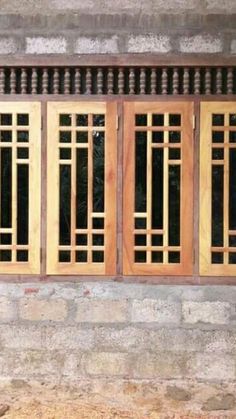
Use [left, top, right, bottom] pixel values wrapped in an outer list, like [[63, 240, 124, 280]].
[[152, 114, 164, 126], [1, 131, 12, 142], [152, 148, 163, 229], [212, 131, 224, 143], [212, 148, 224, 159], [229, 236, 236, 247], [60, 148, 71, 160], [17, 114, 29, 126], [1, 114, 12, 125], [59, 251, 70, 262], [169, 165, 180, 246], [212, 165, 223, 246], [76, 114, 88, 126], [92, 218, 104, 229], [93, 234, 104, 245], [229, 149, 236, 230], [17, 148, 28, 159], [152, 131, 163, 143], [135, 132, 147, 212], [59, 114, 72, 126], [59, 165, 71, 245], [152, 251, 163, 262], [135, 251, 146, 262], [0, 250, 11, 261], [1, 148, 12, 228], [135, 114, 147, 126], [212, 252, 223, 264], [135, 235, 146, 246], [17, 250, 28, 262], [168, 252, 180, 263], [135, 218, 146, 229], [169, 131, 181, 143], [93, 114, 105, 127], [212, 114, 224, 126], [92, 251, 104, 262], [17, 165, 28, 245], [152, 235, 163, 246], [76, 251, 87, 262], [169, 148, 181, 160], [76, 234, 87, 245], [59, 131, 71, 143], [17, 131, 29, 143], [169, 114, 181, 126], [76, 131, 88, 143], [0, 234, 11, 244], [229, 253, 236, 264], [229, 132, 236, 143], [230, 114, 236, 126], [93, 131, 104, 212], [76, 149, 88, 229]]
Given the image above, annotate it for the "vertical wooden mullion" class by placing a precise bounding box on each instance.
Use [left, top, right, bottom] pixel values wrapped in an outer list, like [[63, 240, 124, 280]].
[[163, 113, 169, 264], [12, 114, 17, 262], [146, 113, 152, 263], [70, 114, 76, 264], [87, 113, 93, 264], [224, 114, 229, 264]]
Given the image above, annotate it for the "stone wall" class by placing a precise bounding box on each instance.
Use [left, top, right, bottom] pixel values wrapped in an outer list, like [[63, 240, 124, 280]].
[[0, 282, 235, 415], [0, 0, 235, 55]]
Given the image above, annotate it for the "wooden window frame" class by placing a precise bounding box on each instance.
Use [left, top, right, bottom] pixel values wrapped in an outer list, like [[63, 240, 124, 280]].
[[0, 55, 234, 283]]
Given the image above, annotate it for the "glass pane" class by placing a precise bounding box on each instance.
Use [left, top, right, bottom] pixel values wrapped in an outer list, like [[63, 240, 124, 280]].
[[93, 234, 104, 245], [76, 131, 88, 143], [17, 148, 29, 159], [135, 251, 146, 262], [212, 148, 224, 159], [59, 165, 71, 245], [230, 114, 236, 126], [169, 148, 181, 160], [17, 165, 28, 245], [135, 132, 147, 212], [93, 131, 104, 212], [135, 235, 146, 246], [135, 114, 147, 126], [1, 114, 12, 125], [76, 149, 88, 229], [169, 165, 180, 246], [212, 165, 223, 246], [1, 148, 12, 228], [212, 114, 224, 126], [168, 251, 180, 263], [93, 114, 105, 127], [17, 114, 29, 126], [76, 234, 87, 245], [169, 131, 181, 143], [59, 131, 71, 143], [0, 234, 11, 244], [152, 114, 164, 126], [135, 218, 146, 229], [229, 236, 236, 247], [212, 252, 223, 264], [17, 131, 29, 143], [152, 131, 164, 143], [76, 114, 88, 126], [17, 250, 28, 262], [229, 149, 236, 230], [59, 148, 71, 160], [1, 131, 12, 142], [152, 148, 163, 229], [76, 251, 87, 262], [229, 253, 236, 264], [92, 251, 104, 262], [0, 250, 11, 261], [152, 235, 163, 246], [229, 132, 236, 143], [59, 251, 70, 262], [169, 114, 181, 126], [92, 218, 104, 229], [212, 131, 224, 143], [59, 114, 72, 126], [152, 251, 163, 262]]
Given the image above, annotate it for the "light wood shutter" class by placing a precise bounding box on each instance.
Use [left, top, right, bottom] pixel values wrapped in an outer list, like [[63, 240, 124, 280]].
[[0, 102, 41, 274], [47, 102, 117, 275], [200, 102, 236, 276], [123, 102, 194, 275]]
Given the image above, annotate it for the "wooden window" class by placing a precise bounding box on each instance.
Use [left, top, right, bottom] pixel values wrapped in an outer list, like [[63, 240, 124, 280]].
[[0, 102, 41, 274], [123, 102, 194, 275], [200, 102, 236, 276], [47, 102, 117, 275]]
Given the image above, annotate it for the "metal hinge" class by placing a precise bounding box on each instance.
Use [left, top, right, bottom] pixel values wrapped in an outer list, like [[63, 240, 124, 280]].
[[116, 115, 119, 130], [193, 115, 196, 130]]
